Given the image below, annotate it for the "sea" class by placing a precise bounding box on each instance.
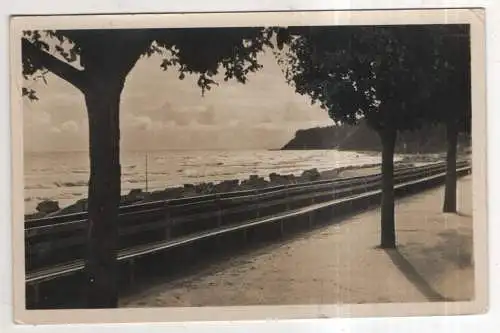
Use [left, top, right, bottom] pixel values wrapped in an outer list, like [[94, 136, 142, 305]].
[[24, 149, 394, 214]]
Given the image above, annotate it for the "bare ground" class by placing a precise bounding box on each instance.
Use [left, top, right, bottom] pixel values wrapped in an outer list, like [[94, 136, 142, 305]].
[[120, 176, 473, 307]]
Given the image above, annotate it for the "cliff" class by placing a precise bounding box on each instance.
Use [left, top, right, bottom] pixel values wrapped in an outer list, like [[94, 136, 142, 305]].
[[281, 121, 470, 153]]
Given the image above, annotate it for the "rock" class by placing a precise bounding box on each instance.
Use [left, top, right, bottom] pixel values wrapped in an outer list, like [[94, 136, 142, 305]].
[[76, 198, 88, 207], [269, 172, 284, 183], [121, 188, 145, 205], [36, 200, 60, 214], [215, 179, 239, 193], [241, 175, 269, 188], [146, 187, 184, 201], [128, 188, 143, 197], [194, 182, 215, 195], [25, 211, 47, 220], [269, 173, 296, 185], [318, 169, 339, 180], [55, 198, 88, 215], [164, 187, 184, 198], [300, 168, 321, 181], [182, 184, 197, 197]]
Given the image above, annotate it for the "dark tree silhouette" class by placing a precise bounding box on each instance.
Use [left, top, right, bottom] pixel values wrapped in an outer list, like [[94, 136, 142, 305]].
[[424, 25, 471, 213], [277, 25, 451, 248], [21, 27, 272, 308]]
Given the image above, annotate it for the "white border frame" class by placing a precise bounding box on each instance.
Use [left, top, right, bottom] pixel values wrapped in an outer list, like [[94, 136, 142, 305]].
[[4, 4, 491, 330]]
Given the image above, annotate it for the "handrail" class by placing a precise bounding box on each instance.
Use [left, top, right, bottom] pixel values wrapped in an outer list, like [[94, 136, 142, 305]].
[[24, 161, 469, 273], [24, 162, 442, 234], [24, 161, 467, 251], [25, 163, 471, 286], [25, 160, 466, 228]]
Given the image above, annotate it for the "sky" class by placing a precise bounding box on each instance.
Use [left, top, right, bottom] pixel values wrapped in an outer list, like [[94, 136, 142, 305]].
[[22, 47, 333, 152]]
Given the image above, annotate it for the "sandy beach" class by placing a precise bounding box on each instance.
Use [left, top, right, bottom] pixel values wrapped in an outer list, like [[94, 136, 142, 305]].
[[120, 175, 473, 307]]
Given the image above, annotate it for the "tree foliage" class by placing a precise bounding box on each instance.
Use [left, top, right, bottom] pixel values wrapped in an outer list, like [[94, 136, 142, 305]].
[[424, 25, 471, 133], [276, 25, 458, 133], [22, 27, 273, 98]]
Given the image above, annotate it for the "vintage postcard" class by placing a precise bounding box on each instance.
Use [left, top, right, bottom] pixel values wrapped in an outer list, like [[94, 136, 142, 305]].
[[10, 8, 487, 324]]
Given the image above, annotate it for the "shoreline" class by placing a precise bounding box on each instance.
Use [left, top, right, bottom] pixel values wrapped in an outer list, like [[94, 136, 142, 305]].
[[25, 153, 447, 220]]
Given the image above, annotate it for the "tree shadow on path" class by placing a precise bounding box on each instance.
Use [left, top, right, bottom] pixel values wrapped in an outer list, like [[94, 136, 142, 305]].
[[384, 249, 455, 302]]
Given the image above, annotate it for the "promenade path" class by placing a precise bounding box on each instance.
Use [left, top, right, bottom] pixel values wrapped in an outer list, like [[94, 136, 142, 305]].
[[120, 176, 473, 307]]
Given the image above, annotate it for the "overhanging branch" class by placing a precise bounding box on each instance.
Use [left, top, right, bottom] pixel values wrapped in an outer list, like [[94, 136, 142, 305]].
[[22, 38, 87, 92]]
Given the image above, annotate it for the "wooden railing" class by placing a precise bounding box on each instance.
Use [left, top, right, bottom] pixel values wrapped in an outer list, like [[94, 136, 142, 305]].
[[24, 160, 471, 308]]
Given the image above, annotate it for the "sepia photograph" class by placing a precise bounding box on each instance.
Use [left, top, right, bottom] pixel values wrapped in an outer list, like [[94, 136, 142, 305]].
[[10, 8, 487, 324]]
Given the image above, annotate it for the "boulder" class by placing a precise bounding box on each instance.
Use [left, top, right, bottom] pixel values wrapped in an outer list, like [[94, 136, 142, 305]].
[[182, 184, 196, 197], [121, 188, 145, 204], [241, 175, 269, 188], [194, 182, 215, 194], [215, 179, 239, 193], [36, 200, 60, 214], [300, 168, 321, 181], [164, 186, 184, 198], [128, 188, 143, 197], [55, 198, 88, 215], [25, 211, 47, 220], [269, 172, 295, 185], [146, 187, 184, 201]]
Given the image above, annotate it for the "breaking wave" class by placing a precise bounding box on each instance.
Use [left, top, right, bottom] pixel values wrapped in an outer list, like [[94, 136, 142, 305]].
[[54, 180, 88, 188], [25, 184, 54, 190]]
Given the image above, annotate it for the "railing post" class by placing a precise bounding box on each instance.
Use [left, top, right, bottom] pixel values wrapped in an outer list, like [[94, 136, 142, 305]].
[[215, 195, 223, 249], [217, 208, 223, 228], [348, 184, 354, 212], [129, 259, 135, 286], [215, 210, 222, 249], [285, 185, 291, 211], [255, 189, 261, 219], [164, 203, 171, 241], [33, 283, 40, 308], [242, 228, 248, 244]]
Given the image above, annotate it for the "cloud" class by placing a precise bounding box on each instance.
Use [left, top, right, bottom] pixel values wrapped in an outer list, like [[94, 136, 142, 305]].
[[24, 49, 334, 152], [61, 120, 79, 133], [196, 106, 216, 125], [131, 115, 153, 131], [24, 109, 52, 128]]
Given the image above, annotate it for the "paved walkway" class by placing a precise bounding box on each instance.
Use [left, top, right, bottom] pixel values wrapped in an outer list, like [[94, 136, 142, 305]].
[[120, 176, 473, 307]]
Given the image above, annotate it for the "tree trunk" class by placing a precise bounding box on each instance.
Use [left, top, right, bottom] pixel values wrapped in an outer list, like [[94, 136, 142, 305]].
[[83, 76, 125, 308], [443, 120, 458, 213], [379, 128, 397, 249]]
